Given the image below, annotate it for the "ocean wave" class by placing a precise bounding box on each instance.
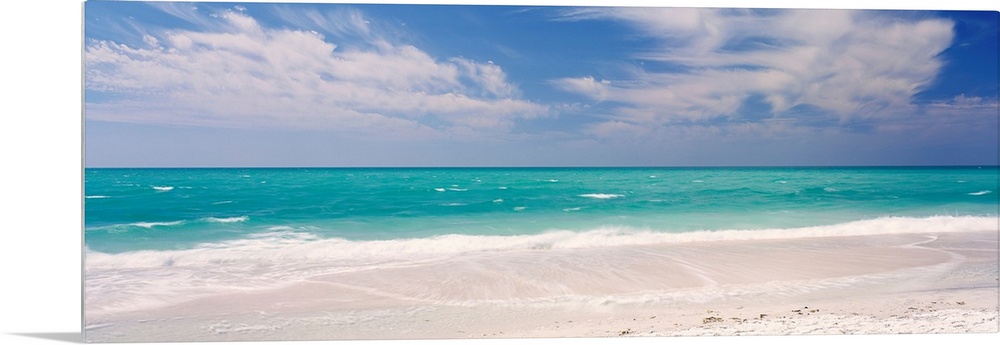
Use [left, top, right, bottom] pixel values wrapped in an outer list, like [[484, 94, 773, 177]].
[[87, 215, 998, 270], [204, 216, 249, 223], [152, 186, 174, 191], [968, 190, 992, 196], [85, 195, 110, 199], [579, 193, 624, 199], [130, 221, 184, 228], [84, 215, 999, 314]]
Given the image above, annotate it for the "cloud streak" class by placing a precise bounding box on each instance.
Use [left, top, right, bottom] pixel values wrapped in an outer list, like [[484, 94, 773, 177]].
[[555, 8, 956, 132], [85, 6, 548, 137]]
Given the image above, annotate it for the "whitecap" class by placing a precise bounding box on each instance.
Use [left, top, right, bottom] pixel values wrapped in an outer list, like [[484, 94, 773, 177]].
[[434, 188, 446, 192], [442, 203, 467, 207], [492, 198, 504, 203], [130, 221, 184, 228], [448, 188, 468, 192], [498, 186, 508, 190], [85, 195, 110, 199], [152, 186, 174, 191], [204, 216, 249, 223], [514, 206, 526, 211], [579, 193, 624, 199], [563, 207, 582, 212], [967, 190, 992, 196]]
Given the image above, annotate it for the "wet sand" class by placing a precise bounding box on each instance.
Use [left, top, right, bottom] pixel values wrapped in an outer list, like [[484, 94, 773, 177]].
[[84, 230, 999, 342]]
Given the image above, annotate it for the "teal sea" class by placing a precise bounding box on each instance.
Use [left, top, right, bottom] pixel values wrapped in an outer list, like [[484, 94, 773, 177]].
[[84, 167, 999, 313]]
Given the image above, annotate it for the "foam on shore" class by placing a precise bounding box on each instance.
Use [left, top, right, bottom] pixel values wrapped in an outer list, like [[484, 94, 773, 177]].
[[84, 229, 999, 342]]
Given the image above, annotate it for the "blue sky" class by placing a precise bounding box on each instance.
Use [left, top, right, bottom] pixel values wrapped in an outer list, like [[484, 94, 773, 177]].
[[82, 1, 999, 167]]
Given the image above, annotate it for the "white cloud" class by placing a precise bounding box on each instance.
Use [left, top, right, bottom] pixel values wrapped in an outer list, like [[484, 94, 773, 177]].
[[553, 76, 610, 101], [270, 6, 374, 41], [85, 8, 548, 137], [557, 8, 955, 127]]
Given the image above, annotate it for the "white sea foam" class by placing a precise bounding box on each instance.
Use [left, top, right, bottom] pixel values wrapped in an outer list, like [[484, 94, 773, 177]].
[[434, 188, 446, 192], [498, 186, 508, 190], [130, 221, 184, 228], [204, 216, 249, 223], [968, 190, 992, 196], [152, 186, 174, 191], [84, 215, 999, 314], [85, 195, 110, 199], [493, 198, 504, 203], [441, 203, 466, 207], [212, 200, 234, 205], [563, 207, 582, 211], [579, 193, 624, 199], [90, 215, 999, 270], [514, 206, 527, 211], [447, 188, 468, 192]]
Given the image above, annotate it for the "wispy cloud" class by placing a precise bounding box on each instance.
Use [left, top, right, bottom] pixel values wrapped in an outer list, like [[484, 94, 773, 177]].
[[555, 8, 956, 131], [85, 6, 548, 138]]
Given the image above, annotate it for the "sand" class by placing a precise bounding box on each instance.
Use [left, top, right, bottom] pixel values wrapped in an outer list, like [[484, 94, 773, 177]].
[[83, 230, 999, 343]]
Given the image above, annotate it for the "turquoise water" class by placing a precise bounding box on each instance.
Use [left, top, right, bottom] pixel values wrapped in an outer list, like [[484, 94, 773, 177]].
[[85, 167, 998, 253], [83, 166, 999, 314]]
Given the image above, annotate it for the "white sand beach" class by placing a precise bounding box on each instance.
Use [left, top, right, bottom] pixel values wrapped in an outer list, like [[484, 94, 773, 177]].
[[84, 230, 998, 343]]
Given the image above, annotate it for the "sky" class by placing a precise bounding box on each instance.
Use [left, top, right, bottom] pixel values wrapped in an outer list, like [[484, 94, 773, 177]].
[[82, 1, 999, 167]]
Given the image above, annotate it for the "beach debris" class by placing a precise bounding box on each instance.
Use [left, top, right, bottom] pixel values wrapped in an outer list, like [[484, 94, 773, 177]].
[[703, 316, 723, 324], [957, 301, 966, 305], [759, 314, 768, 319], [619, 328, 633, 336]]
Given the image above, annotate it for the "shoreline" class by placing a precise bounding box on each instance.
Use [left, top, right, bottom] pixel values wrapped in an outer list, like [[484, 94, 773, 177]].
[[84, 230, 999, 342]]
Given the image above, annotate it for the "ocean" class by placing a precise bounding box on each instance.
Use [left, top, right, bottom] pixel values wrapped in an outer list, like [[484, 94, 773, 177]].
[[83, 167, 999, 316]]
